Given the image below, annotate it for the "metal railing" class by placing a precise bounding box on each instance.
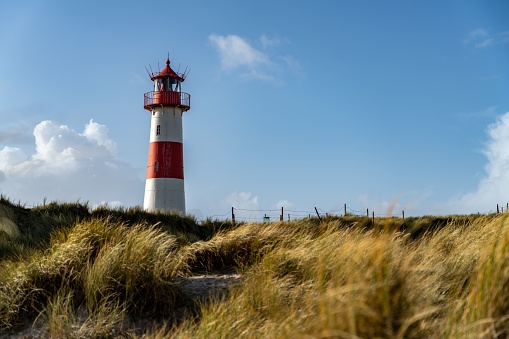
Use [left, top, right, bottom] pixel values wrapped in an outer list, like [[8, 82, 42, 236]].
[[144, 91, 190, 111]]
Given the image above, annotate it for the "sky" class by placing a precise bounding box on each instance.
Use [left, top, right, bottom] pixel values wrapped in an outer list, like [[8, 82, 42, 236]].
[[1, 1, 508, 221]]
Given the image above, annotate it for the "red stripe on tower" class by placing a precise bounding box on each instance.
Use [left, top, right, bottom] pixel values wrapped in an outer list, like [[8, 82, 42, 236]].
[[146, 141, 184, 179]]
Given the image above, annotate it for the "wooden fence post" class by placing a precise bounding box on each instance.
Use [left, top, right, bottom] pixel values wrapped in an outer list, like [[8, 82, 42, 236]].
[[344, 204, 347, 216], [315, 207, 322, 222], [280, 207, 283, 221], [402, 210, 405, 220], [497, 204, 500, 214], [366, 208, 369, 217], [372, 211, 375, 224], [232, 207, 235, 225]]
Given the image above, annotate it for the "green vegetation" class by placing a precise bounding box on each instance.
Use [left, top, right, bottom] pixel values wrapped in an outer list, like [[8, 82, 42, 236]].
[[1, 195, 508, 338]]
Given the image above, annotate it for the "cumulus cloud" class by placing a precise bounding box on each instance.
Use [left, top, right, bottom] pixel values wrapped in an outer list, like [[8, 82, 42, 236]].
[[208, 33, 303, 83], [0, 147, 28, 175], [0, 119, 144, 207], [464, 28, 509, 48], [450, 112, 509, 213]]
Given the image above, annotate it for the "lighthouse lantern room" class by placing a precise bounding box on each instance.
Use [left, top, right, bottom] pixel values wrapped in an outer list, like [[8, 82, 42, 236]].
[[143, 57, 190, 213]]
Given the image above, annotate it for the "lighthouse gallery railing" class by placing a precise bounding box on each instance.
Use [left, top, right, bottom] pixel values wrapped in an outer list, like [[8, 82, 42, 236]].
[[144, 91, 191, 111]]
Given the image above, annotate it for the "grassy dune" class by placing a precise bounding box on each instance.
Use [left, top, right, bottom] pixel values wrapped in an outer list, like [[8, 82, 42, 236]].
[[1, 196, 508, 338]]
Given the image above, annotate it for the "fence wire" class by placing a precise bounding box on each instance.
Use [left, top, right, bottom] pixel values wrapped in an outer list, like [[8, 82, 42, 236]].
[[199, 201, 509, 223]]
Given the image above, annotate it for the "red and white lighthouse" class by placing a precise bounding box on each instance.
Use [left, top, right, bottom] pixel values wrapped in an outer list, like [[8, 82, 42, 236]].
[[143, 57, 190, 213]]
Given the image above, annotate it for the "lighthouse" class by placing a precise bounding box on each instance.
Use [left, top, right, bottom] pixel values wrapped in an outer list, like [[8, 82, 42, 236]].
[[143, 57, 190, 213]]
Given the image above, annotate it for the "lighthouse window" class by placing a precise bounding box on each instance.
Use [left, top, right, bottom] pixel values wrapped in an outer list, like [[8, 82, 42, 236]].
[[155, 79, 165, 91], [154, 161, 159, 173], [154, 78, 181, 92], [169, 78, 178, 91], [156, 125, 161, 135]]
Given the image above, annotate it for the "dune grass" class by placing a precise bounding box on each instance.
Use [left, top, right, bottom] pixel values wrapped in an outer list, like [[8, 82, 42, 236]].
[[0, 218, 191, 335], [169, 215, 506, 339], [0, 194, 234, 261], [1, 196, 508, 338]]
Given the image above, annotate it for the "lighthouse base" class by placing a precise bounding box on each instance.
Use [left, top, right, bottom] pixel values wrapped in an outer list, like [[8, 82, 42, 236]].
[[143, 178, 185, 214]]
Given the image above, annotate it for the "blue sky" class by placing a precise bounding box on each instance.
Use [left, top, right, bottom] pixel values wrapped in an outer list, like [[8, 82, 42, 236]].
[[1, 1, 508, 220]]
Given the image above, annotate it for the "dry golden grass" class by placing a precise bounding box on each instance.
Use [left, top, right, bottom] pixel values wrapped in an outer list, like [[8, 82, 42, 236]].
[[169, 215, 509, 339], [0, 218, 188, 335], [1, 196, 509, 338]]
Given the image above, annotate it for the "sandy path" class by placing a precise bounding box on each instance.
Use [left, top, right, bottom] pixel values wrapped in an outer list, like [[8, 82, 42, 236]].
[[177, 272, 242, 301]]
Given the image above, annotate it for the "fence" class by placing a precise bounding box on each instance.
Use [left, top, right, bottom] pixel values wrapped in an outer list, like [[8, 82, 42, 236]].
[[497, 203, 509, 214], [227, 204, 406, 224], [212, 202, 509, 224], [14, 199, 509, 223]]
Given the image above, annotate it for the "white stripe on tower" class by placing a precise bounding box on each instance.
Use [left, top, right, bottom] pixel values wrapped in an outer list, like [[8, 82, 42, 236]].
[[143, 105, 185, 213]]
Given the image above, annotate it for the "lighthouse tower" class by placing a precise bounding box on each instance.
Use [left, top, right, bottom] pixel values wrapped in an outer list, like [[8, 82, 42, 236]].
[[143, 57, 190, 213]]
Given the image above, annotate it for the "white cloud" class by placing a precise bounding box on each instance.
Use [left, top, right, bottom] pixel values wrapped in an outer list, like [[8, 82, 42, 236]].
[[209, 34, 268, 70], [275, 199, 294, 210], [464, 28, 509, 48], [224, 191, 259, 210], [450, 112, 509, 213], [209, 33, 304, 84], [0, 119, 143, 207], [0, 147, 28, 174], [82, 119, 117, 154]]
